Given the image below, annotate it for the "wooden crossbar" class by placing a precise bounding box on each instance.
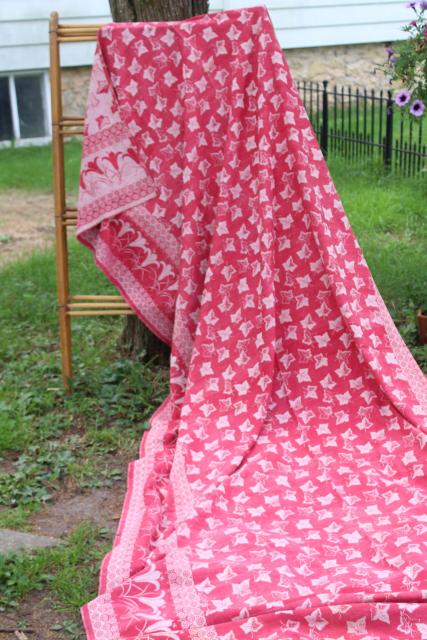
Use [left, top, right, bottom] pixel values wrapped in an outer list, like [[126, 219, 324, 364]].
[[49, 12, 135, 390]]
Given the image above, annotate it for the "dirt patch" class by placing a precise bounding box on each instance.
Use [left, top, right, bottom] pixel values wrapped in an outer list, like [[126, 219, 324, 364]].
[[0, 452, 19, 475], [0, 487, 127, 638], [0, 591, 83, 640], [0, 190, 54, 267], [30, 488, 126, 539]]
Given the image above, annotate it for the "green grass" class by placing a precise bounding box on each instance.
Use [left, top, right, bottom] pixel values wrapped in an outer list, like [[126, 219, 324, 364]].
[[0, 241, 168, 509], [330, 156, 427, 306], [0, 242, 169, 632], [0, 140, 82, 193], [0, 521, 109, 613]]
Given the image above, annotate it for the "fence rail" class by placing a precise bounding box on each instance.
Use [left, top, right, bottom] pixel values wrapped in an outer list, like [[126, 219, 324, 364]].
[[296, 80, 427, 177]]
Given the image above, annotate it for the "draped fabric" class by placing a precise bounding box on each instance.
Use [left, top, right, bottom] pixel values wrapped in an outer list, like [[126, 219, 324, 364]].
[[77, 6, 427, 639]]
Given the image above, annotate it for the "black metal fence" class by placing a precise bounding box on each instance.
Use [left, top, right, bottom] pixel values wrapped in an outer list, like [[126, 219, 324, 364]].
[[296, 80, 427, 177]]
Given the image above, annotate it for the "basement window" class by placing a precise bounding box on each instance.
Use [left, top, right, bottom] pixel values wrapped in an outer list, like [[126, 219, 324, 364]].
[[0, 72, 50, 144]]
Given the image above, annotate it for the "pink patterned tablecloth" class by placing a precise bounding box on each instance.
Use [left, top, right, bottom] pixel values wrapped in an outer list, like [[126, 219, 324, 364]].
[[77, 6, 427, 639]]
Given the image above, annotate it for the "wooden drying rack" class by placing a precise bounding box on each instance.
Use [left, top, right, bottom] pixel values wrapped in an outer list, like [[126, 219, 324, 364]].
[[49, 12, 136, 390]]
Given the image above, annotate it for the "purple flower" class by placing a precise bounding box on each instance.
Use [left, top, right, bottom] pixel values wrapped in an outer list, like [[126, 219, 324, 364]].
[[419, 0, 427, 9], [386, 46, 395, 56], [409, 99, 426, 116], [395, 89, 412, 106], [410, 19, 418, 25], [406, 1, 417, 7]]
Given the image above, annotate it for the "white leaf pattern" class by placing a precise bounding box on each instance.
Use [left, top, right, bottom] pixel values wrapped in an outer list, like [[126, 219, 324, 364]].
[[77, 5, 427, 640]]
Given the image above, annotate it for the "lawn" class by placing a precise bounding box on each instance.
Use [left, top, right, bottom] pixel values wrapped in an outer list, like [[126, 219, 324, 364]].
[[0, 243, 169, 636], [0, 142, 426, 637], [0, 140, 82, 193]]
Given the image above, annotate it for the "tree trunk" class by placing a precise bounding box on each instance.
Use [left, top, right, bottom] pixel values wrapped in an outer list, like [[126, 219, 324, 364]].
[[109, 0, 209, 364], [109, 0, 209, 21]]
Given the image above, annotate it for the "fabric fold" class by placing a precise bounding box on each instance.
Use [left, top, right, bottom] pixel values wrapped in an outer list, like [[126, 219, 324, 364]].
[[77, 39, 176, 344], [77, 40, 158, 235], [77, 5, 427, 639]]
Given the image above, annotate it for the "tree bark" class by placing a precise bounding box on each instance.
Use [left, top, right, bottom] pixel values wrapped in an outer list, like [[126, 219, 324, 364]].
[[109, 0, 209, 364], [109, 0, 209, 22]]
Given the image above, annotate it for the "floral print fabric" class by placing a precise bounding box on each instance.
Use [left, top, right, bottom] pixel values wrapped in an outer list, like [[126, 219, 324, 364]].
[[77, 6, 427, 639]]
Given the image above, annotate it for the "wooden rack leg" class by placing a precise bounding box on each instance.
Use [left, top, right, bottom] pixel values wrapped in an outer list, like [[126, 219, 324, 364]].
[[49, 14, 134, 390], [50, 12, 72, 390]]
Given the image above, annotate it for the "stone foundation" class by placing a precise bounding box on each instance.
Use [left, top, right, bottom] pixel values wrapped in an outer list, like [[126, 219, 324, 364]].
[[61, 42, 393, 116], [284, 42, 393, 91], [62, 66, 92, 116]]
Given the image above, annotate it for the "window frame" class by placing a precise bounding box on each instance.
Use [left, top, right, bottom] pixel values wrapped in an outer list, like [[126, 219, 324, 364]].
[[0, 70, 51, 147]]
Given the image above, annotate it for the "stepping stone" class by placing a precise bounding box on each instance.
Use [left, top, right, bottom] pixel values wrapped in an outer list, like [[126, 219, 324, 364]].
[[0, 528, 60, 554]]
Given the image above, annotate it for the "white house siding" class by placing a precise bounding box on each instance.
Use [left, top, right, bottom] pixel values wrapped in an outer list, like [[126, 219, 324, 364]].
[[230, 0, 412, 48], [0, 0, 111, 72], [0, 0, 411, 73]]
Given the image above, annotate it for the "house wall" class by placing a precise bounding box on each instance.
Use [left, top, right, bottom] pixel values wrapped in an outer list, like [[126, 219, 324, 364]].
[[0, 0, 411, 73], [285, 42, 392, 91], [2, 0, 408, 128]]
